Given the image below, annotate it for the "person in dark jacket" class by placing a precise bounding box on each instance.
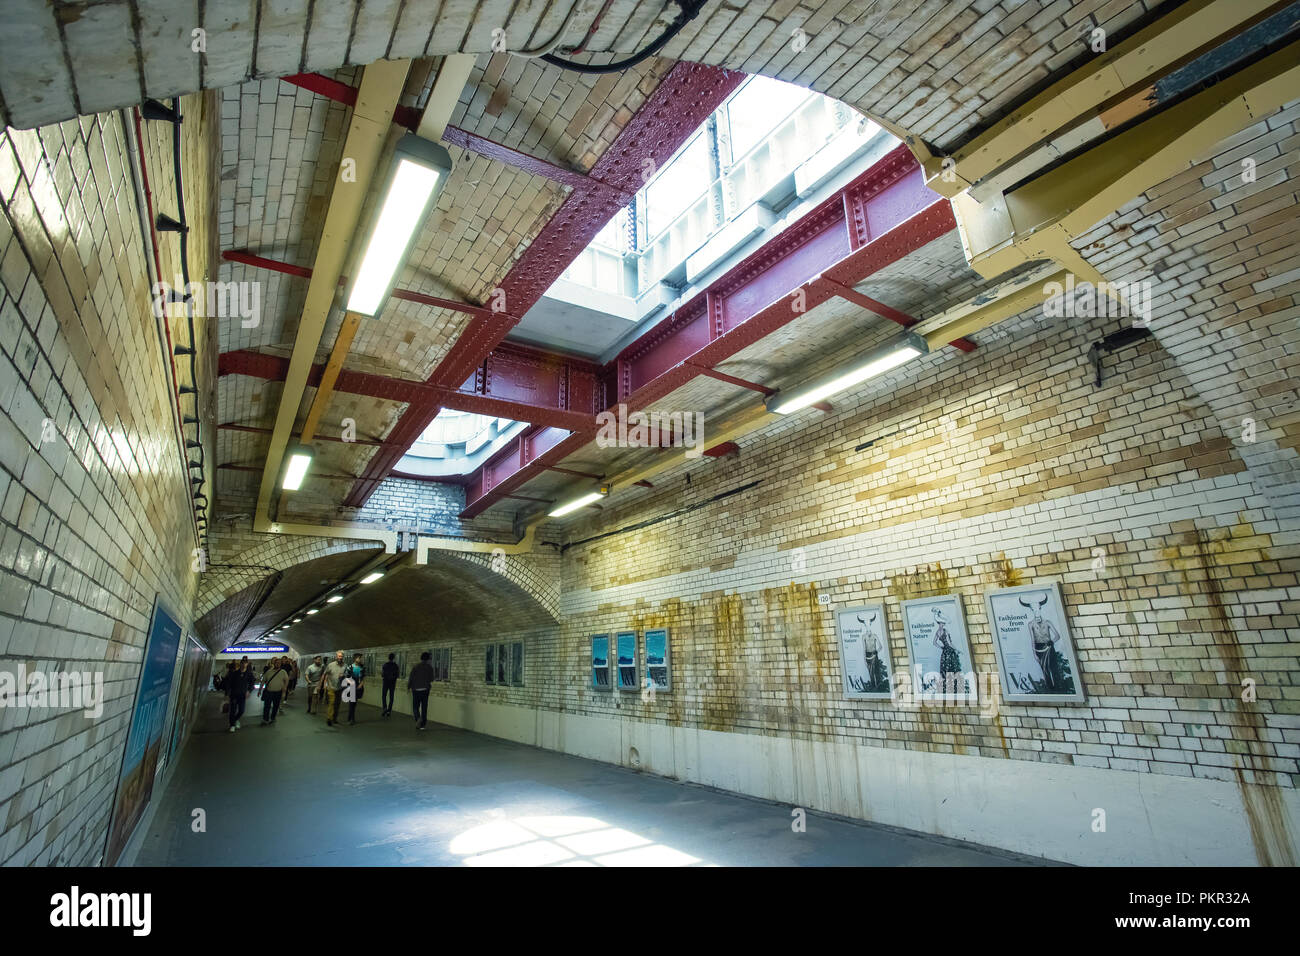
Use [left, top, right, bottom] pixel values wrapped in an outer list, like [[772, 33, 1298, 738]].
[[407, 652, 434, 730], [381, 653, 400, 717], [226, 661, 249, 732]]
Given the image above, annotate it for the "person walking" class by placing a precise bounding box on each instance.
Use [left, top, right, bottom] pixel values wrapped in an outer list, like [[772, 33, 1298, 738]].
[[407, 651, 434, 731], [285, 657, 299, 703], [320, 651, 347, 727], [345, 653, 365, 725], [259, 656, 290, 725], [380, 653, 399, 717], [304, 656, 324, 715], [225, 661, 249, 732]]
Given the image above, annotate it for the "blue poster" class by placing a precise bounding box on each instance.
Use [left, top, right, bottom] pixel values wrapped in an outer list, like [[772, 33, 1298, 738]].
[[104, 595, 184, 865], [616, 632, 637, 690]]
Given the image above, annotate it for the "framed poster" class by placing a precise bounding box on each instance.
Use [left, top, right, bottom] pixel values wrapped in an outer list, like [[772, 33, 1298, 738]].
[[165, 634, 208, 770], [900, 594, 976, 703], [104, 595, 184, 866], [615, 631, 638, 691], [985, 582, 1085, 703], [497, 643, 509, 684], [511, 642, 524, 686], [485, 645, 495, 684], [836, 604, 893, 699], [643, 627, 671, 693], [591, 634, 611, 691]]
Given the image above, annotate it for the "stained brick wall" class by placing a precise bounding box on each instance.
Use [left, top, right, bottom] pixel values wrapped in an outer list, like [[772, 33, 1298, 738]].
[[0, 93, 218, 865], [352, 286, 1298, 862], [1071, 99, 1300, 531]]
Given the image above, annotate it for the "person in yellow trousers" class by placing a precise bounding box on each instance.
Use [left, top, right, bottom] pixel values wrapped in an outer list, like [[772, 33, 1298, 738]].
[[319, 651, 347, 727]]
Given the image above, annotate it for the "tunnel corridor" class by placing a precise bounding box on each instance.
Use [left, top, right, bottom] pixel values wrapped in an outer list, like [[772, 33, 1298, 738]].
[[137, 688, 1032, 868], [0, 0, 1295, 935]]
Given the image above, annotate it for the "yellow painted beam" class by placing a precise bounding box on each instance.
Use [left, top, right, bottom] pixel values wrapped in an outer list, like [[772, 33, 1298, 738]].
[[924, 0, 1286, 197], [419, 54, 475, 142], [961, 39, 1300, 277], [265, 520, 399, 552], [916, 262, 1069, 347], [255, 59, 411, 534], [300, 310, 363, 444]]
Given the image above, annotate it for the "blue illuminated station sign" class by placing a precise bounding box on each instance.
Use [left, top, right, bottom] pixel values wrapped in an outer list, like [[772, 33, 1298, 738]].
[[223, 643, 288, 654]]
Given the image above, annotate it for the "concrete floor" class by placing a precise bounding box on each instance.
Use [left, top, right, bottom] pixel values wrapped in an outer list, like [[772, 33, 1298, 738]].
[[134, 690, 1046, 867]]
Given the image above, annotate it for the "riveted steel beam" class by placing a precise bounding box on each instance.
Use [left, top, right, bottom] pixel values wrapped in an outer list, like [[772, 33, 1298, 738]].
[[345, 61, 746, 509]]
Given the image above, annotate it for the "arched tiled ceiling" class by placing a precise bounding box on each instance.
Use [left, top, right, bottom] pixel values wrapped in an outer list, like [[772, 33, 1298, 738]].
[[0, 1, 1166, 145], [273, 550, 562, 655], [195, 546, 383, 651]]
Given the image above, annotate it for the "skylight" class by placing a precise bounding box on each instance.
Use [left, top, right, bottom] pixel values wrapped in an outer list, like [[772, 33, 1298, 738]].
[[552, 74, 891, 303], [396, 409, 527, 477]]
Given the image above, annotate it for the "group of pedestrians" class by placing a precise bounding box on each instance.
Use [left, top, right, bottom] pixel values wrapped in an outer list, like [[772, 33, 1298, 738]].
[[219, 649, 438, 733], [220, 655, 300, 731]]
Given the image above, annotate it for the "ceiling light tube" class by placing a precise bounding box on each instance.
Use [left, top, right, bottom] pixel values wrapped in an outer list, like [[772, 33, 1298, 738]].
[[306, 609, 319, 615], [346, 134, 454, 318], [326, 594, 343, 604], [282, 443, 314, 491], [548, 486, 609, 518], [360, 571, 384, 585], [765, 332, 929, 415]]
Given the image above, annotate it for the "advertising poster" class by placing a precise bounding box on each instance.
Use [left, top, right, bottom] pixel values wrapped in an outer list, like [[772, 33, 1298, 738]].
[[900, 594, 976, 703], [511, 642, 524, 686], [164, 635, 208, 771], [592, 634, 611, 690], [616, 631, 638, 690], [836, 604, 893, 699], [104, 596, 184, 866], [497, 643, 509, 684], [485, 645, 494, 683], [643, 628, 671, 692], [985, 582, 1085, 703]]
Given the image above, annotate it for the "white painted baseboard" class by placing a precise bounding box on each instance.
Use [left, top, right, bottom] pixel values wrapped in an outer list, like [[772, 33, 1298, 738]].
[[364, 689, 1299, 866]]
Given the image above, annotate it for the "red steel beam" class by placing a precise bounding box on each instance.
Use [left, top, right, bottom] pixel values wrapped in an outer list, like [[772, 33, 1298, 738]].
[[282, 72, 627, 201], [218, 421, 386, 447], [687, 363, 776, 396], [460, 143, 960, 518], [221, 250, 500, 322], [344, 62, 746, 509], [220, 344, 600, 432], [821, 276, 976, 351]]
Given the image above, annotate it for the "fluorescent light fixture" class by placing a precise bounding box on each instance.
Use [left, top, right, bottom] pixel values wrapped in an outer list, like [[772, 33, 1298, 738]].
[[282, 443, 314, 491], [360, 571, 384, 585], [346, 134, 453, 317], [293, 618, 303, 624], [326, 595, 343, 604], [306, 609, 319, 615], [765, 332, 928, 415], [549, 487, 608, 518]]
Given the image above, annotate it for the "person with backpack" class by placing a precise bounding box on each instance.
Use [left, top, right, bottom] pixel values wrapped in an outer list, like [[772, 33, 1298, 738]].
[[380, 653, 400, 717], [345, 653, 365, 725], [320, 651, 347, 727], [259, 656, 290, 725], [225, 661, 249, 732], [407, 651, 434, 731]]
